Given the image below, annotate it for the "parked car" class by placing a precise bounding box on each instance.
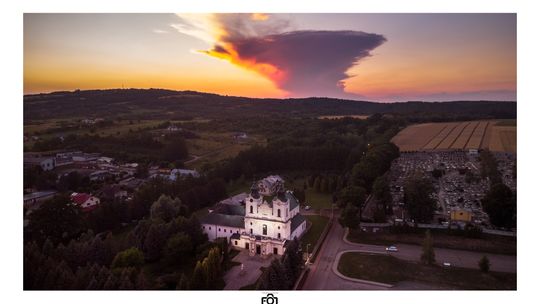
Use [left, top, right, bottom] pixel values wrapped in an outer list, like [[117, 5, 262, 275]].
[[385, 245, 398, 252], [443, 262, 452, 267], [304, 205, 311, 210]]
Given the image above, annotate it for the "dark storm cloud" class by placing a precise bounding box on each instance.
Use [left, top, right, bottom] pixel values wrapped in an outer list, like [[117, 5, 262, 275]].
[[222, 30, 387, 98]]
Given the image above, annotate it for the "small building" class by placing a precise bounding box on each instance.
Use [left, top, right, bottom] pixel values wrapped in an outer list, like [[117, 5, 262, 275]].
[[98, 184, 128, 201], [233, 132, 248, 140], [169, 169, 200, 180], [70, 192, 101, 212], [89, 170, 111, 181], [166, 125, 182, 132], [450, 209, 473, 222], [24, 155, 56, 171], [23, 190, 57, 209]]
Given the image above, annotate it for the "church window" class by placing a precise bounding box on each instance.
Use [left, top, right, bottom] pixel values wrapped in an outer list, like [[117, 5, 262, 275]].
[[263, 224, 267, 235], [278, 233, 281, 239], [277, 209, 281, 217], [250, 205, 253, 213]]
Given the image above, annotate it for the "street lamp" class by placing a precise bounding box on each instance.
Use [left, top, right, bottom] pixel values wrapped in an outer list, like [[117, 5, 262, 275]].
[[305, 243, 311, 263]]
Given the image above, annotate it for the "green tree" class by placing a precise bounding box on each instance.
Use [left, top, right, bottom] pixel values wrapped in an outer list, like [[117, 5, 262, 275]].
[[479, 255, 491, 273], [404, 174, 436, 223], [372, 175, 392, 212], [257, 259, 289, 290], [420, 230, 436, 265], [320, 176, 329, 193], [143, 223, 168, 261], [111, 247, 144, 269], [176, 273, 190, 290], [163, 136, 188, 162], [162, 232, 192, 265], [482, 183, 516, 228], [313, 176, 321, 192], [339, 203, 360, 229], [150, 195, 184, 222], [338, 185, 367, 208], [27, 194, 83, 244], [190, 260, 206, 290]]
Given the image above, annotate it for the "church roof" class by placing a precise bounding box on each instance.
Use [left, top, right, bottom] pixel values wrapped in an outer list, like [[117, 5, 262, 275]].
[[200, 212, 245, 228], [212, 203, 245, 216], [290, 213, 306, 232], [286, 192, 299, 211]]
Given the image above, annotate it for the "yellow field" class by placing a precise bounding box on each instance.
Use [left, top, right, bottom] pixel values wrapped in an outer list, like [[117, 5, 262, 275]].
[[391, 120, 516, 153], [318, 115, 370, 120]]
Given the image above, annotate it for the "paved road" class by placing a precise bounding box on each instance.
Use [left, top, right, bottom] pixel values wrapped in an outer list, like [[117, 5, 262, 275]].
[[303, 221, 387, 290], [342, 232, 516, 273], [302, 222, 516, 290]]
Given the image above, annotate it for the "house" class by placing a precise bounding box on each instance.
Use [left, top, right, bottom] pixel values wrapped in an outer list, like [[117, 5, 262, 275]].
[[24, 155, 56, 171], [98, 184, 128, 201], [89, 170, 111, 181], [233, 132, 248, 140], [169, 169, 200, 180], [24, 190, 57, 209], [201, 177, 306, 256], [70, 192, 101, 212], [166, 125, 182, 132]]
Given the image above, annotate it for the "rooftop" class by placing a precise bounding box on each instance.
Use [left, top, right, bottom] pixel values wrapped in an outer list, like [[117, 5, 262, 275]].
[[200, 212, 245, 228]]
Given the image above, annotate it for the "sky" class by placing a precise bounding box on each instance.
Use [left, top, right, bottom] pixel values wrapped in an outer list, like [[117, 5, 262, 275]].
[[23, 13, 516, 102]]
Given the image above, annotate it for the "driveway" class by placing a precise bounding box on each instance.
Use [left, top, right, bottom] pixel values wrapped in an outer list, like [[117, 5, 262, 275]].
[[223, 250, 274, 290]]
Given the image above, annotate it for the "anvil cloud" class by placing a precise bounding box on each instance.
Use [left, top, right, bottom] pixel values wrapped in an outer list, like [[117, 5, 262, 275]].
[[174, 14, 386, 98]]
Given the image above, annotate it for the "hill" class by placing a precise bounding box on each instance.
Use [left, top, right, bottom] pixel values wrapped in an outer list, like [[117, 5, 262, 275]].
[[24, 89, 516, 122]]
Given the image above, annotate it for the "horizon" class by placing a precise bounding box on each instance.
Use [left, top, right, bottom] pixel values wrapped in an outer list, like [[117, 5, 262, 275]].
[[22, 87, 517, 103]]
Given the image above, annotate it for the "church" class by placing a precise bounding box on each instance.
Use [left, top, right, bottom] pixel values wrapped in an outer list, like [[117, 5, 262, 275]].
[[200, 176, 307, 256]]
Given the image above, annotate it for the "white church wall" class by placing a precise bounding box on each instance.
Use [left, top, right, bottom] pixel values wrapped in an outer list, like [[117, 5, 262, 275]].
[[201, 224, 243, 241]]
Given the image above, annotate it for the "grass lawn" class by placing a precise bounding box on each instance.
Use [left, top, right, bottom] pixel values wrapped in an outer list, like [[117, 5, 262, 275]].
[[301, 215, 330, 251], [305, 188, 332, 209], [338, 252, 516, 290], [347, 229, 516, 255], [291, 178, 332, 209]]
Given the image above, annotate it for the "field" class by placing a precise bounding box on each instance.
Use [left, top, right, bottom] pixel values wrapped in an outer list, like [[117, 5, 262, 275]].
[[391, 120, 516, 153], [317, 115, 370, 120], [337, 252, 516, 289], [184, 132, 266, 170]]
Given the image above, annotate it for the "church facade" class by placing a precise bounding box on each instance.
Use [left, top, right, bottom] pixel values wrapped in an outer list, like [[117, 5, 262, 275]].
[[200, 177, 307, 256]]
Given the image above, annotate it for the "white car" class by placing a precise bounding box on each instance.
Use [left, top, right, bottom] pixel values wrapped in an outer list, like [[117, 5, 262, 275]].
[[385, 245, 398, 252], [304, 205, 311, 210], [443, 262, 452, 267]]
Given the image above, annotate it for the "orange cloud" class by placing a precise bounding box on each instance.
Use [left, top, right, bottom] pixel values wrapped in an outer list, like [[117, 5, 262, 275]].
[[251, 13, 269, 21]]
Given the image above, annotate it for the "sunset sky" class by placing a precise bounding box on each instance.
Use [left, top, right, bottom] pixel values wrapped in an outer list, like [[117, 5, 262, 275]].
[[24, 13, 516, 102]]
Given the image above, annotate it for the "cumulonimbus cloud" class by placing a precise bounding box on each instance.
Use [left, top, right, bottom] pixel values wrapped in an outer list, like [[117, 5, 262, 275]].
[[173, 14, 386, 98]]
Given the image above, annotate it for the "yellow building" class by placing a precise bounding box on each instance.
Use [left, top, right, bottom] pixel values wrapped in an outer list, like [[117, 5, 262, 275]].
[[450, 209, 473, 222]]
